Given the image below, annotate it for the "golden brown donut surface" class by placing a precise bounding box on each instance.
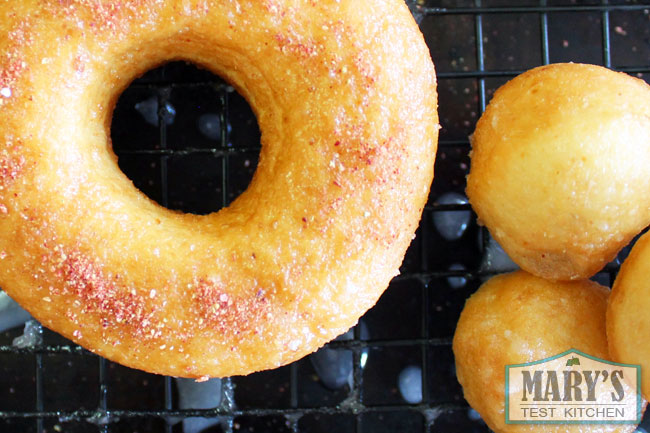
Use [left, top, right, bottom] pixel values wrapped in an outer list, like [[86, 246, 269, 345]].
[[467, 63, 650, 281], [453, 270, 643, 433], [0, 0, 438, 377], [608, 231, 650, 401]]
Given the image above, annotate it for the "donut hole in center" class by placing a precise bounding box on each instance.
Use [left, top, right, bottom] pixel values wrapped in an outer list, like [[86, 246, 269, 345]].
[[111, 61, 261, 215]]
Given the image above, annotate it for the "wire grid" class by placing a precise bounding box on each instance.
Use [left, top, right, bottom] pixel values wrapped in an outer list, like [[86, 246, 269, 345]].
[[1, 1, 650, 432]]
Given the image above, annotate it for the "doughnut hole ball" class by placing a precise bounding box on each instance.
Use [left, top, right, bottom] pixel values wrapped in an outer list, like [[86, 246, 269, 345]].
[[466, 63, 650, 281], [453, 270, 644, 433], [608, 230, 650, 401]]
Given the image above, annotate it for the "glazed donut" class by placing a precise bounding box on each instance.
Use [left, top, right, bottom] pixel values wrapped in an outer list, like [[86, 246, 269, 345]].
[[0, 0, 438, 377], [453, 270, 643, 433], [608, 231, 650, 400], [467, 63, 650, 281]]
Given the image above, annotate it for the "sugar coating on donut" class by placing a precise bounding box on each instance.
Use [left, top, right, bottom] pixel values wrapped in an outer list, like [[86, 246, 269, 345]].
[[58, 0, 162, 33], [39, 245, 162, 341], [0, 141, 25, 191], [0, 20, 31, 101], [192, 277, 274, 338]]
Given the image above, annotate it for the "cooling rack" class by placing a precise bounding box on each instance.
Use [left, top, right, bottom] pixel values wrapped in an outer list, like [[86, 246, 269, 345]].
[[1, 1, 649, 432]]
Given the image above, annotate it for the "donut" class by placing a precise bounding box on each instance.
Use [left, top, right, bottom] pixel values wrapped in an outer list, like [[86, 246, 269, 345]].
[[608, 231, 650, 400], [453, 270, 644, 433], [466, 63, 650, 281], [0, 0, 438, 377]]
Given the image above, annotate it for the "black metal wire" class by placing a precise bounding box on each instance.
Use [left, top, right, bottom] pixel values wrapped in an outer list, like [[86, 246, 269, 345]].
[[474, 0, 487, 113], [539, 0, 550, 65], [420, 4, 650, 14], [602, 1, 613, 68], [1, 2, 649, 432], [34, 351, 43, 433], [99, 358, 109, 433]]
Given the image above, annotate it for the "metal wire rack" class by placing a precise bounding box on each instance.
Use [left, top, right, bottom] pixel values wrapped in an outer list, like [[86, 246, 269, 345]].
[[1, 1, 650, 432]]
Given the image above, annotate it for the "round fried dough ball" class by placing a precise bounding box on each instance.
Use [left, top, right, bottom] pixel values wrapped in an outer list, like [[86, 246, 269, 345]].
[[467, 63, 650, 281], [608, 231, 650, 401], [453, 270, 643, 433]]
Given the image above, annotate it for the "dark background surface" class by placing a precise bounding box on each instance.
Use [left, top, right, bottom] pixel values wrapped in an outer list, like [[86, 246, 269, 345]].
[[1, 1, 650, 432]]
